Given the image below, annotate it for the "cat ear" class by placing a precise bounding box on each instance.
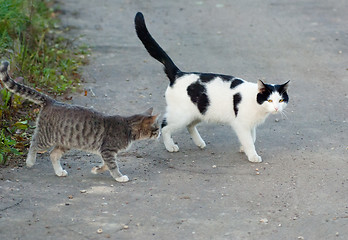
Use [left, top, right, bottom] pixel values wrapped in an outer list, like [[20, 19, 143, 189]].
[[281, 80, 290, 91], [142, 114, 160, 125], [142, 107, 153, 116], [257, 80, 267, 92]]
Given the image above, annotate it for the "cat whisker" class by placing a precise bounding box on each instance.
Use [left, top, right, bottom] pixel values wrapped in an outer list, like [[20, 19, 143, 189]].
[[280, 109, 289, 120]]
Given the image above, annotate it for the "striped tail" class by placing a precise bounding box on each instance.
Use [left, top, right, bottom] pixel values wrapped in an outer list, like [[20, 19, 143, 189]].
[[135, 12, 181, 86], [0, 61, 51, 105]]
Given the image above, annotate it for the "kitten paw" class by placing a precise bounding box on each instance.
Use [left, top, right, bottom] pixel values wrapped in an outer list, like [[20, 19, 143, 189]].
[[26, 157, 36, 167], [56, 170, 68, 177], [166, 144, 179, 152], [26, 161, 35, 168], [249, 155, 262, 163], [239, 146, 245, 153], [91, 167, 98, 174], [115, 175, 129, 183], [91, 165, 108, 174]]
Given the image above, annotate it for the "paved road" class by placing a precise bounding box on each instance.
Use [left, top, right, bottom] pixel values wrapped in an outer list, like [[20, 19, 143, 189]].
[[1, 0, 347, 239]]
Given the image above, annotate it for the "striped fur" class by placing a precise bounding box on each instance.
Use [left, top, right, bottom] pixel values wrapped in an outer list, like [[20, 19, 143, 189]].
[[0, 61, 159, 182], [0, 61, 51, 105]]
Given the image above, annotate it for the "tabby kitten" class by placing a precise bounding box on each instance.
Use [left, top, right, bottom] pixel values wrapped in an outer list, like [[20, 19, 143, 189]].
[[0, 61, 159, 182], [135, 12, 289, 163]]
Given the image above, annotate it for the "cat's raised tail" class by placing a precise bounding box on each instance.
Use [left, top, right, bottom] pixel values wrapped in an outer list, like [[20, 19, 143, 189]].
[[0, 61, 52, 105], [135, 12, 181, 86]]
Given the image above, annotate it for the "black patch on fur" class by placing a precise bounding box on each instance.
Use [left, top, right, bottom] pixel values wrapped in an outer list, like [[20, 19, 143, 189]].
[[257, 86, 272, 105], [233, 93, 242, 117], [230, 78, 244, 89], [187, 82, 209, 114], [275, 84, 289, 103], [161, 118, 167, 128], [199, 73, 215, 82], [219, 74, 233, 82], [198, 73, 233, 83]]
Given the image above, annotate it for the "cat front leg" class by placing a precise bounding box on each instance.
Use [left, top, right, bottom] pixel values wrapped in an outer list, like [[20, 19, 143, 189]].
[[162, 126, 179, 152], [101, 151, 129, 183], [50, 147, 68, 177], [187, 121, 206, 149], [234, 125, 262, 163], [239, 127, 256, 153]]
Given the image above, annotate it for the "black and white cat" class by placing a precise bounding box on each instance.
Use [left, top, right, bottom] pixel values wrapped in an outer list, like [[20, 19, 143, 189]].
[[134, 12, 289, 163]]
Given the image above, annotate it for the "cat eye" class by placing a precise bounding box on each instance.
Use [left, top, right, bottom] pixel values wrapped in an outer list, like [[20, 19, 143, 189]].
[[279, 99, 284, 103], [267, 99, 273, 103]]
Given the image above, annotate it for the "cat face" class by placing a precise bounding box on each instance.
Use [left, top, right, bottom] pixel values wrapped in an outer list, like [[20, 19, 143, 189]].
[[129, 108, 160, 140], [257, 80, 289, 114]]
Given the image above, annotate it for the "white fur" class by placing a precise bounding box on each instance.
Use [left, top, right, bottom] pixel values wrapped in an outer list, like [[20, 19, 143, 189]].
[[162, 76, 288, 163]]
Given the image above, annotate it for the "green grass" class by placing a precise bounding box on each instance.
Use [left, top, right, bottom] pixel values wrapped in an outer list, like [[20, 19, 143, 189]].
[[0, 0, 89, 164]]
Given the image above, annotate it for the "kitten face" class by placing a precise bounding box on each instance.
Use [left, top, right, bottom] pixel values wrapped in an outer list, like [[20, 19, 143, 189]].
[[140, 116, 160, 140], [130, 114, 160, 140], [257, 80, 289, 114]]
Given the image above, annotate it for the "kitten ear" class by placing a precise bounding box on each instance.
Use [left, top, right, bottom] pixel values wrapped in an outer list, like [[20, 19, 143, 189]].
[[142, 107, 153, 116], [257, 80, 267, 92], [142, 114, 160, 125]]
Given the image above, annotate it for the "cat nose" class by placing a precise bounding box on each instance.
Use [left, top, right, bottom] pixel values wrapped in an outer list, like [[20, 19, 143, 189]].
[[275, 107, 279, 111]]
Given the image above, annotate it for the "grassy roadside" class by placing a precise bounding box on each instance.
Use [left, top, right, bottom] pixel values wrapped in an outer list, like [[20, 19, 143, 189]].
[[0, 0, 89, 165]]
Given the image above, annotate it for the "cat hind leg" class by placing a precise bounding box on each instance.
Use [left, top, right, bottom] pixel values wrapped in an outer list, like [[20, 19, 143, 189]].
[[187, 120, 206, 149], [50, 147, 69, 177], [26, 138, 49, 167], [26, 146, 37, 168], [26, 132, 40, 167]]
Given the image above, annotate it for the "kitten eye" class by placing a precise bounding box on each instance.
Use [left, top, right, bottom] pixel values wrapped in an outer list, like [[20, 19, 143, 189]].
[[268, 99, 273, 103], [279, 99, 284, 103]]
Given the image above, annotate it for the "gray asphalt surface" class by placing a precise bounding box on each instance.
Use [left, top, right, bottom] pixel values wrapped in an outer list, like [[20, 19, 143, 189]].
[[1, 0, 347, 239]]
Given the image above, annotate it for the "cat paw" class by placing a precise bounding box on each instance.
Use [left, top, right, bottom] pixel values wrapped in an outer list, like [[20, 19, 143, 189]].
[[248, 155, 262, 163], [239, 146, 245, 153], [115, 175, 129, 183], [26, 157, 36, 167], [91, 165, 108, 174], [26, 161, 35, 168], [91, 167, 98, 174], [166, 144, 179, 152], [56, 170, 68, 177], [196, 140, 206, 149]]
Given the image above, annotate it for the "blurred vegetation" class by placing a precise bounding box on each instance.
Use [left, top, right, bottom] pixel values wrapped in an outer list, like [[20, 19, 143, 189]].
[[0, 0, 89, 165]]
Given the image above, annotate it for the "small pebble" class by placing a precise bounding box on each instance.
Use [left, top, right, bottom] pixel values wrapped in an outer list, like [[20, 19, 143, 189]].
[[97, 228, 103, 234], [260, 218, 268, 224], [123, 225, 129, 230], [212, 165, 217, 168], [80, 190, 87, 193]]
